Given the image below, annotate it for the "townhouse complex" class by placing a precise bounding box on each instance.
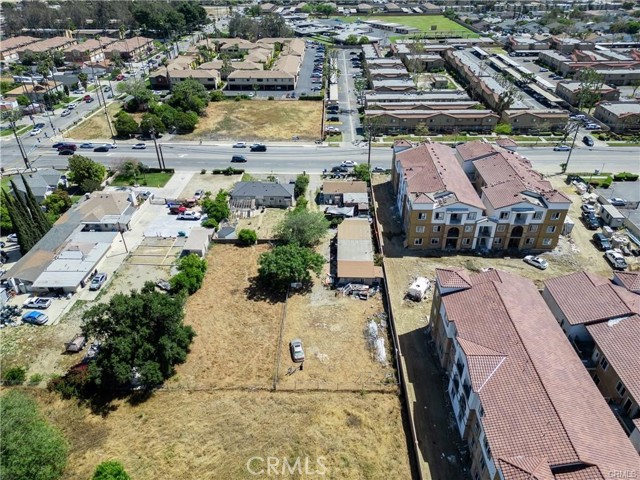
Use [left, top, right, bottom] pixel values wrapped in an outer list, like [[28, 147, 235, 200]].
[[149, 37, 305, 91], [391, 140, 570, 251], [430, 267, 640, 480]]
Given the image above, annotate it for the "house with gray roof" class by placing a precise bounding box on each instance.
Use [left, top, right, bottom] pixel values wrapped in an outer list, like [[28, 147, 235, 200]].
[[230, 182, 295, 208], [12, 169, 64, 203]]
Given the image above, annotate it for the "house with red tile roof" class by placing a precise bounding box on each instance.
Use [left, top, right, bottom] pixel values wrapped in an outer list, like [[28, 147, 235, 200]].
[[543, 270, 640, 452], [430, 267, 640, 479], [391, 141, 571, 251]]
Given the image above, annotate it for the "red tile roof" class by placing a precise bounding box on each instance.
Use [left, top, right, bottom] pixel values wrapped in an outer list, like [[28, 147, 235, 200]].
[[455, 140, 497, 162], [396, 143, 485, 209], [544, 271, 639, 325], [441, 270, 640, 479], [586, 314, 640, 405], [435, 267, 471, 289], [614, 271, 640, 294]]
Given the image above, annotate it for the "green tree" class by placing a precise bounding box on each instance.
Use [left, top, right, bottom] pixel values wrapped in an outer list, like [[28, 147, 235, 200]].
[[201, 218, 218, 229], [173, 110, 198, 132], [42, 190, 72, 217], [19, 175, 52, 235], [358, 36, 369, 44], [92, 461, 131, 480], [2, 366, 26, 385], [140, 113, 166, 136], [77, 72, 88, 89], [494, 123, 513, 135], [294, 173, 309, 199], [170, 254, 208, 294], [258, 244, 325, 291], [81, 282, 196, 390], [2, 189, 34, 254], [201, 190, 229, 223], [116, 78, 154, 110], [576, 68, 605, 112], [353, 163, 371, 182], [67, 155, 106, 188], [210, 90, 224, 102], [114, 111, 139, 137], [315, 3, 336, 17], [0, 390, 68, 480], [150, 103, 179, 131], [245, 4, 261, 17], [275, 209, 329, 247], [238, 229, 257, 246], [344, 34, 359, 45], [168, 78, 210, 115], [0, 202, 13, 234], [16, 94, 30, 106]]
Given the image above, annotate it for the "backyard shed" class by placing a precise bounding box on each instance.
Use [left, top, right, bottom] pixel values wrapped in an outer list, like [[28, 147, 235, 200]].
[[182, 228, 211, 257]]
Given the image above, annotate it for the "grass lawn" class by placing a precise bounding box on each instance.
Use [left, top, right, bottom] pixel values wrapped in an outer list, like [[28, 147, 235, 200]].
[[186, 100, 323, 141], [607, 142, 640, 147], [111, 171, 173, 187], [67, 102, 122, 140], [0, 125, 31, 137], [336, 14, 478, 37]]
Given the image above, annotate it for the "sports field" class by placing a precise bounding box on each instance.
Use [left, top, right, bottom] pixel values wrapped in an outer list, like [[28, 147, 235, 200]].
[[335, 14, 478, 37]]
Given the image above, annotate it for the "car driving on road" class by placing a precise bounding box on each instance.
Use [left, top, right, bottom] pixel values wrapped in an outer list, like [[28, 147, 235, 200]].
[[553, 145, 571, 151], [29, 127, 41, 136], [132, 143, 146, 149], [250, 143, 266, 152], [341, 160, 358, 167], [231, 155, 247, 163], [233, 142, 247, 148], [80, 143, 94, 149], [93, 145, 110, 152]]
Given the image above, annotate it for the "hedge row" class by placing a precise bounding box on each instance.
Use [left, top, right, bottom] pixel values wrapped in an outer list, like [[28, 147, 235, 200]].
[[212, 168, 245, 175]]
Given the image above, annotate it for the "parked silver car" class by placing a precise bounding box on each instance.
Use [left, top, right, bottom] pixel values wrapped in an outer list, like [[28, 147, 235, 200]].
[[90, 272, 107, 290], [23, 297, 52, 309], [289, 339, 305, 363]]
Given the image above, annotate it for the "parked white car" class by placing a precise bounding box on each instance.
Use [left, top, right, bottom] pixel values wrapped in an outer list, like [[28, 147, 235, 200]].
[[178, 211, 201, 221], [23, 297, 52, 309], [523, 255, 548, 270], [604, 250, 628, 270]]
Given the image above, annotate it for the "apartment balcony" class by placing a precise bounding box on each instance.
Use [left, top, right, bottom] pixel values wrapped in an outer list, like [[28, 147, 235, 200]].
[[609, 402, 637, 435], [513, 216, 528, 225], [448, 217, 463, 225], [478, 227, 492, 237]]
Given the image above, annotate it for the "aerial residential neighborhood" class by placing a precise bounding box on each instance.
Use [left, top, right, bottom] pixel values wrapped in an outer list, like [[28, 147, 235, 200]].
[[0, 1, 639, 479]]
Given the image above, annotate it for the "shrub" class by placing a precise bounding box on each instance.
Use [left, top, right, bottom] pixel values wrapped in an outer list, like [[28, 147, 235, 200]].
[[238, 229, 257, 246], [2, 366, 26, 385], [329, 217, 343, 228], [201, 169, 206, 174], [223, 167, 235, 175], [92, 461, 131, 480], [268, 96, 274, 100], [202, 218, 218, 229], [28, 373, 44, 385], [212, 169, 222, 174]]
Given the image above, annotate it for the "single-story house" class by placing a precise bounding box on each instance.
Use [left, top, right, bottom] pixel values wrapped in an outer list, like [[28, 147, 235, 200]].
[[320, 181, 368, 206], [230, 182, 295, 208], [182, 228, 212, 257], [336, 218, 381, 286], [11, 169, 64, 203]]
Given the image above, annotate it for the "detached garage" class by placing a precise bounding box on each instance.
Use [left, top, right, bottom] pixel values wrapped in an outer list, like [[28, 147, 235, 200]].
[[181, 228, 212, 257]]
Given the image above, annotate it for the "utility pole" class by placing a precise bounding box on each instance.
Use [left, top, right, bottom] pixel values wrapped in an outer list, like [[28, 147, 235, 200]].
[[150, 129, 163, 169], [158, 143, 166, 169], [11, 121, 31, 170], [562, 122, 581, 174]]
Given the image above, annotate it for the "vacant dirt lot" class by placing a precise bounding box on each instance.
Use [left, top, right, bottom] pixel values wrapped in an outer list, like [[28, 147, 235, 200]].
[[236, 208, 287, 239], [67, 102, 122, 140], [24, 242, 411, 480], [176, 173, 239, 199], [185, 100, 323, 141]]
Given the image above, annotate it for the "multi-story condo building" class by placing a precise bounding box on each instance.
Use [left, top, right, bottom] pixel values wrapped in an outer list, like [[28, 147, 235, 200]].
[[430, 267, 640, 480], [542, 270, 640, 452], [391, 141, 571, 251], [594, 101, 640, 134]]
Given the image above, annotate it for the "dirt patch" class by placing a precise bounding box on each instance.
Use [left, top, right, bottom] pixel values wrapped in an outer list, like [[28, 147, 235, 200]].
[[236, 208, 287, 240], [176, 173, 239, 199], [67, 102, 122, 140], [173, 244, 284, 389], [184, 100, 323, 141], [35, 388, 411, 480]]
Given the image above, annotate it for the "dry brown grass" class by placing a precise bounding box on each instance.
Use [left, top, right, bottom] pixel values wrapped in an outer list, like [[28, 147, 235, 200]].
[[68, 102, 122, 140], [236, 208, 287, 240], [185, 100, 323, 141], [35, 388, 411, 480], [173, 244, 283, 388]]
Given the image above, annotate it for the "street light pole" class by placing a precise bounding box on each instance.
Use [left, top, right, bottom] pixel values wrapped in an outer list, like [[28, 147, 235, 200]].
[[562, 122, 581, 174], [150, 129, 163, 169]]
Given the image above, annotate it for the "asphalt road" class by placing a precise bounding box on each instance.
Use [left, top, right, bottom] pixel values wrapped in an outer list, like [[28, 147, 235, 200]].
[[17, 142, 640, 176]]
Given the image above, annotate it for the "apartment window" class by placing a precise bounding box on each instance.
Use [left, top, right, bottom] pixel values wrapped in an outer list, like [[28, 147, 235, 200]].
[[414, 238, 423, 245], [533, 211, 543, 220], [599, 357, 609, 371], [593, 374, 601, 386], [418, 212, 427, 220], [542, 238, 552, 246], [433, 225, 442, 233], [497, 225, 506, 233], [500, 211, 510, 220], [483, 436, 491, 459], [479, 456, 486, 472], [468, 212, 476, 220], [463, 238, 471, 246], [434, 212, 444, 220], [616, 381, 627, 397], [551, 212, 561, 220], [494, 238, 502, 245], [431, 238, 440, 245], [525, 238, 534, 245], [464, 225, 473, 233], [416, 226, 426, 233], [529, 225, 539, 233], [546, 226, 557, 234]]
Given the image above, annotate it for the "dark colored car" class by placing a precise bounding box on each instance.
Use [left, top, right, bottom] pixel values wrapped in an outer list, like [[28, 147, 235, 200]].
[[331, 165, 348, 173], [93, 145, 110, 152], [34, 122, 45, 129], [327, 116, 339, 122], [56, 143, 76, 151], [592, 233, 611, 251], [583, 135, 594, 147], [58, 149, 75, 155], [582, 212, 600, 230], [250, 144, 267, 152], [231, 155, 247, 162]]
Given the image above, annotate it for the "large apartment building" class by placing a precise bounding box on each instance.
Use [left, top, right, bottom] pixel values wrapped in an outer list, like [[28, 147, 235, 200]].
[[430, 267, 640, 480], [542, 270, 640, 452], [391, 141, 571, 251]]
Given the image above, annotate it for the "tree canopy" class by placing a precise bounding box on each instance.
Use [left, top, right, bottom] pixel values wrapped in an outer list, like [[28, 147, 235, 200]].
[[42, 189, 73, 217], [0, 390, 68, 480], [275, 209, 329, 247], [67, 155, 106, 191], [228, 13, 292, 41], [168, 78, 210, 116], [114, 111, 139, 138], [353, 164, 371, 182], [92, 461, 131, 480], [170, 254, 208, 295], [82, 283, 196, 390], [116, 78, 154, 110], [294, 173, 309, 199], [258, 244, 325, 291], [201, 190, 230, 223]]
